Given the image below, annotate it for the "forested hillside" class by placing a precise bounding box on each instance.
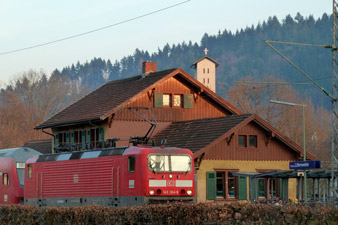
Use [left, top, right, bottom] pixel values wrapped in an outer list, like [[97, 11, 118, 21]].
[[54, 13, 333, 108]]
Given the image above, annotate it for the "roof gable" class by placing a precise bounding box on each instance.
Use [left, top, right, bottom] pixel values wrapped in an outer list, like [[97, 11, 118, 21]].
[[36, 68, 240, 129], [191, 56, 220, 67], [151, 114, 315, 161], [151, 114, 252, 153]]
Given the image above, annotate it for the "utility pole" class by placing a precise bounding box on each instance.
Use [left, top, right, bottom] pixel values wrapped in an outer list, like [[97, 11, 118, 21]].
[[331, 0, 338, 205]]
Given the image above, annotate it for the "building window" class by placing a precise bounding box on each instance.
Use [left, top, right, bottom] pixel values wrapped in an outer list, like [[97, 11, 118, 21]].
[[3, 173, 9, 186], [173, 95, 182, 107], [203, 68, 205, 74], [216, 171, 238, 199], [27, 165, 32, 178], [207, 68, 210, 74], [163, 94, 171, 107], [58, 132, 67, 145], [74, 131, 83, 145], [249, 135, 257, 147], [203, 78, 205, 84], [128, 156, 135, 172], [208, 78, 210, 84], [238, 135, 258, 148], [258, 178, 265, 197], [238, 135, 246, 147]]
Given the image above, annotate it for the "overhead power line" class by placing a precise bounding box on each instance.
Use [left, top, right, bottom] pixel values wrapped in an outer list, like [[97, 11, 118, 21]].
[[0, 0, 191, 56]]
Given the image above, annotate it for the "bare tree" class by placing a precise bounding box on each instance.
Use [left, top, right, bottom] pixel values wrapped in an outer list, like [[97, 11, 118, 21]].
[[223, 75, 331, 164], [0, 70, 88, 148]]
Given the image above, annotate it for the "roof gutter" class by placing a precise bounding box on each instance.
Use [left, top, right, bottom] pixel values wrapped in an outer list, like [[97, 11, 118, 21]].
[[34, 118, 101, 130]]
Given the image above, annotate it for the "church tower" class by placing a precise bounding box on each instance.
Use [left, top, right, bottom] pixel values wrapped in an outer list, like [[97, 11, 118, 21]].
[[191, 48, 219, 92]]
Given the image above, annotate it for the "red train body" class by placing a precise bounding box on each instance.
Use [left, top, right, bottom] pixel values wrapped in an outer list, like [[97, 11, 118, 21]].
[[0, 157, 23, 204], [24, 146, 195, 207], [0, 147, 41, 204]]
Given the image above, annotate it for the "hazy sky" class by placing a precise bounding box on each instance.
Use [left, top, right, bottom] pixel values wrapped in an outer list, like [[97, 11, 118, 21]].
[[0, 0, 332, 86]]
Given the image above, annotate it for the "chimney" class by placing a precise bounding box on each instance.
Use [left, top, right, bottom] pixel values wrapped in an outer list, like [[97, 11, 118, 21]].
[[142, 61, 156, 74]]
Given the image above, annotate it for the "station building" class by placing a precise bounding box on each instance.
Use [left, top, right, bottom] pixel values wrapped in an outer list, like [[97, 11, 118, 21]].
[[35, 56, 315, 202]]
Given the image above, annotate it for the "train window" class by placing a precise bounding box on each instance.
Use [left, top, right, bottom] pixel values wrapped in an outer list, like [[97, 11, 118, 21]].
[[27, 165, 32, 178], [171, 155, 191, 172], [148, 154, 192, 172], [3, 173, 9, 185], [128, 156, 135, 172]]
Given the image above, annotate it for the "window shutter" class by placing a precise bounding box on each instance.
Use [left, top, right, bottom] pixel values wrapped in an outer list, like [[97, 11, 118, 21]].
[[71, 132, 75, 144], [66, 132, 70, 143], [154, 93, 163, 108], [238, 176, 247, 200], [99, 128, 104, 141], [183, 94, 193, 109], [252, 178, 257, 200], [87, 130, 91, 149], [206, 171, 216, 200], [279, 178, 283, 199], [99, 128, 104, 147], [81, 130, 86, 150], [54, 134, 59, 147]]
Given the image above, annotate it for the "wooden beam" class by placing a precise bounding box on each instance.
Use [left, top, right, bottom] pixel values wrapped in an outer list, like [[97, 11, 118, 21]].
[[108, 114, 114, 128], [147, 88, 155, 100], [226, 133, 234, 145]]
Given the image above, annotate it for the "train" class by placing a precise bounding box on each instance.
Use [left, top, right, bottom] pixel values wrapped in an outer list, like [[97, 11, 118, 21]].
[[1, 145, 195, 207]]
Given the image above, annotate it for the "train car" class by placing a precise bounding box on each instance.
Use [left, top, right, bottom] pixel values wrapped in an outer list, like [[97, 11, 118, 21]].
[[0, 147, 41, 204], [24, 146, 195, 207]]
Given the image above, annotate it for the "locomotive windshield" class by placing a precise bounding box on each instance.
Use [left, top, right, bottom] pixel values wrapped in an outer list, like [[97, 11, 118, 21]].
[[148, 154, 191, 172]]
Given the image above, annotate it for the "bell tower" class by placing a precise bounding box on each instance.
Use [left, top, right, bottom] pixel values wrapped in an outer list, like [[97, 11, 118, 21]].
[[191, 48, 219, 92]]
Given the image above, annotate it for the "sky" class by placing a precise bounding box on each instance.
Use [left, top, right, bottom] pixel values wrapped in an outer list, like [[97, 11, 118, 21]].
[[0, 0, 332, 87]]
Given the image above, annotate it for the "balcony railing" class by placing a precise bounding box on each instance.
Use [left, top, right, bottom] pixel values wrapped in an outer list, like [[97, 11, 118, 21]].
[[54, 138, 120, 153]]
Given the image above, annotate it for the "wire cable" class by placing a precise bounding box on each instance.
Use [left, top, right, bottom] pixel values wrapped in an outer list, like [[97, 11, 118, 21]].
[[0, 0, 191, 56], [265, 40, 332, 48]]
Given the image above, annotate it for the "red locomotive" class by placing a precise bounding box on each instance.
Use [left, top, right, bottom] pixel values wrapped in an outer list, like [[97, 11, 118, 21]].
[[0, 147, 41, 204], [24, 146, 195, 207]]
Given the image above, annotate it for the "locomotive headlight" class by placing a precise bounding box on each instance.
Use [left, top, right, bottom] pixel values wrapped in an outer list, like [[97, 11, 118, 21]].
[[169, 174, 173, 179], [149, 189, 155, 195], [187, 190, 192, 195]]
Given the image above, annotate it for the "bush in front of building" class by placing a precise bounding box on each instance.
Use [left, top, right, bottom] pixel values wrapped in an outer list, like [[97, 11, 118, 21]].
[[0, 202, 338, 224]]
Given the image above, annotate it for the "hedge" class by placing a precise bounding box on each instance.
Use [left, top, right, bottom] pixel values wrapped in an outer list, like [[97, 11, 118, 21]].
[[0, 203, 338, 225]]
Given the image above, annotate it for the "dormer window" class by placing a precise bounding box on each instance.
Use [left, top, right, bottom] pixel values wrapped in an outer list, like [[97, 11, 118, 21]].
[[154, 93, 193, 109], [163, 94, 171, 107], [173, 95, 182, 107]]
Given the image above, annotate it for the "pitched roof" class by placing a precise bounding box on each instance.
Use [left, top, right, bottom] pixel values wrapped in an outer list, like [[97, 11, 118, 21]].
[[150, 114, 316, 160], [191, 56, 220, 67], [151, 114, 252, 153], [22, 139, 52, 154], [36, 68, 240, 129]]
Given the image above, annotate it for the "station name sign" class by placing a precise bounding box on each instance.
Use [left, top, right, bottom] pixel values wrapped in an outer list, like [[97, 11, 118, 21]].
[[289, 160, 321, 170]]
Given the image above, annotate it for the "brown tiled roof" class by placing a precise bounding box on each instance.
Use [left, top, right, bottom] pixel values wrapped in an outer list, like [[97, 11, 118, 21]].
[[22, 139, 52, 154], [151, 114, 252, 153], [191, 56, 219, 67], [36, 69, 177, 129], [36, 68, 241, 129], [151, 113, 316, 160]]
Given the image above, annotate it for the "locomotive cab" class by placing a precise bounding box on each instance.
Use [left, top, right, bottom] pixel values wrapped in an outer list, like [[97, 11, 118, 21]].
[[123, 146, 195, 204]]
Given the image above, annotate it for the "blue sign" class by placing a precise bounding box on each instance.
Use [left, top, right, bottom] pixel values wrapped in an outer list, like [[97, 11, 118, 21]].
[[289, 161, 321, 170]]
